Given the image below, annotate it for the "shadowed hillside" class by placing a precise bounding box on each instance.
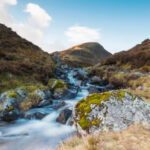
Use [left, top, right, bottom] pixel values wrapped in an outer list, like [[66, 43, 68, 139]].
[[58, 42, 111, 67], [0, 24, 55, 92], [102, 39, 150, 70]]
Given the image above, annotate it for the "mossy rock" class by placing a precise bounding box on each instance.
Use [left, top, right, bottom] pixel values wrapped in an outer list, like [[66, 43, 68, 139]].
[[19, 93, 42, 111], [7, 90, 18, 98], [48, 79, 67, 90], [75, 90, 133, 132]]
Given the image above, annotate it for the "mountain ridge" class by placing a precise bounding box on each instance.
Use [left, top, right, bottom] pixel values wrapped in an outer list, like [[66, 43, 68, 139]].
[[56, 42, 111, 67]]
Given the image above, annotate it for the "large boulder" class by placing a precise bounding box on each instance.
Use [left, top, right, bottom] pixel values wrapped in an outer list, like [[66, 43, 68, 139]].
[[75, 90, 150, 134]]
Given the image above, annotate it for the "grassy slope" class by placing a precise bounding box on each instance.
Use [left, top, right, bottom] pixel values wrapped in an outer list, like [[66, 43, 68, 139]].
[[0, 24, 55, 92]]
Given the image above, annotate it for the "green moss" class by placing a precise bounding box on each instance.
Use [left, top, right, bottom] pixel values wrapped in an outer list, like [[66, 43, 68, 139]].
[[6, 105, 14, 111], [91, 118, 101, 126], [48, 79, 67, 90], [7, 90, 18, 98], [78, 117, 90, 130], [20, 84, 48, 93], [114, 90, 126, 101]]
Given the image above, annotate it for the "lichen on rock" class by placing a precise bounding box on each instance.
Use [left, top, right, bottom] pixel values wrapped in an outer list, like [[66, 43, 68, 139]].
[[75, 90, 150, 133]]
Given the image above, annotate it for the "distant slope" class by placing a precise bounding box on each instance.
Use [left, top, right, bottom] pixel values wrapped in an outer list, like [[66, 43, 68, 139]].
[[58, 42, 111, 67], [102, 39, 150, 69], [0, 24, 55, 92]]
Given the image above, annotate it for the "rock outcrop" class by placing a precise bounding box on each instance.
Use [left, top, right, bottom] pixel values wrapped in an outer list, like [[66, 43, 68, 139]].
[[75, 90, 150, 134]]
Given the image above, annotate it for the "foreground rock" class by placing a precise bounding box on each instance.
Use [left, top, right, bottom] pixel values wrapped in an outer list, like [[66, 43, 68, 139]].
[[75, 90, 150, 133]]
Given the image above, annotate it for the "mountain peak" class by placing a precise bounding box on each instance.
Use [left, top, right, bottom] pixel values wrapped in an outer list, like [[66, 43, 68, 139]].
[[57, 42, 111, 67]]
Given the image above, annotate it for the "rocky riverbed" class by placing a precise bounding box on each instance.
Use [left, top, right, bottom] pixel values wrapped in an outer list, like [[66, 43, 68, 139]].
[[0, 65, 109, 150]]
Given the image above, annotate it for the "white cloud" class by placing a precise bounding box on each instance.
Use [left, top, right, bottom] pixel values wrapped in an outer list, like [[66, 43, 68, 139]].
[[25, 3, 52, 28], [0, 0, 17, 6], [0, 0, 17, 25], [65, 25, 101, 45], [11, 3, 52, 47]]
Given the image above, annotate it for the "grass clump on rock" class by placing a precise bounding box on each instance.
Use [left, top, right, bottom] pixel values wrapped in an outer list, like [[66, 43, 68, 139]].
[[48, 79, 67, 90]]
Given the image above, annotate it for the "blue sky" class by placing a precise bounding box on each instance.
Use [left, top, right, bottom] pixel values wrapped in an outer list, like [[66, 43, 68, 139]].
[[0, 0, 150, 53]]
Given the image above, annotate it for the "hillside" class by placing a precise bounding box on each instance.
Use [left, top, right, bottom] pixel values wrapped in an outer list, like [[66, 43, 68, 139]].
[[102, 39, 150, 70], [57, 42, 111, 67], [0, 24, 55, 92], [89, 39, 150, 100]]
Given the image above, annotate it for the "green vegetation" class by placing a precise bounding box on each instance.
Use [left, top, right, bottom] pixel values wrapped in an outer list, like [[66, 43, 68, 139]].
[[7, 90, 18, 98], [48, 79, 67, 90]]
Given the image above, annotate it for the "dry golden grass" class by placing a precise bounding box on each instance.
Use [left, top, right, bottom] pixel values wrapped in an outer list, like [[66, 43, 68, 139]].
[[58, 124, 150, 150], [129, 75, 150, 102]]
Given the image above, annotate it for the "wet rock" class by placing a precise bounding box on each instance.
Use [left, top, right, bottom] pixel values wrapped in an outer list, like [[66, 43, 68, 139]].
[[52, 101, 66, 110], [88, 86, 101, 94], [88, 84, 106, 94], [53, 88, 66, 99], [73, 69, 88, 81], [105, 84, 115, 90], [35, 90, 51, 100], [56, 109, 72, 124], [37, 99, 52, 107], [0, 109, 20, 122], [63, 86, 79, 99], [23, 111, 48, 120], [0, 90, 21, 121], [90, 76, 102, 84]]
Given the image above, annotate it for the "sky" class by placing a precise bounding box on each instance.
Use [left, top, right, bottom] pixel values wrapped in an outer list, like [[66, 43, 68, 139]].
[[0, 0, 150, 53]]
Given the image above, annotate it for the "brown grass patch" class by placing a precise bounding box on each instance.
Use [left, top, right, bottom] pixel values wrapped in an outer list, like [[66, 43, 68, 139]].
[[58, 124, 150, 150]]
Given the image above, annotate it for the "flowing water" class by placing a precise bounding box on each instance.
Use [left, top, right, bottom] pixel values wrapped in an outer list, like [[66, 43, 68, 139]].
[[0, 69, 89, 150]]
